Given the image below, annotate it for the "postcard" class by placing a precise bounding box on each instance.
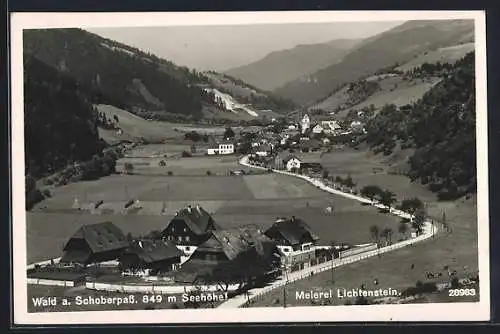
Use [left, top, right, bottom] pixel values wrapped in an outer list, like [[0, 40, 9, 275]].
[[10, 10, 489, 324]]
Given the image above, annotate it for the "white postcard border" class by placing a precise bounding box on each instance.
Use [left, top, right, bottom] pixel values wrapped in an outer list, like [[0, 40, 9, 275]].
[[10, 10, 490, 324]]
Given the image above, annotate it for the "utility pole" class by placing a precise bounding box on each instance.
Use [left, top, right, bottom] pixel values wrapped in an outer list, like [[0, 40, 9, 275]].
[[281, 258, 289, 308]]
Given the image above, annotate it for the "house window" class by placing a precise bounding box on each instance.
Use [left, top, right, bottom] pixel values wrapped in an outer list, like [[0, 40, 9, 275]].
[[183, 228, 187, 232], [185, 236, 190, 242], [177, 236, 182, 242], [185, 246, 190, 251], [167, 236, 173, 241]]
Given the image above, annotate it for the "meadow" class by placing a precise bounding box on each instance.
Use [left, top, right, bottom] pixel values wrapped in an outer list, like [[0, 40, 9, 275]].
[[249, 147, 478, 307], [27, 169, 401, 264]]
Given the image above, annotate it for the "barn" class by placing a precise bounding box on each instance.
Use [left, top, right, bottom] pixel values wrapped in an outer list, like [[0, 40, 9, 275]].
[[119, 239, 183, 275], [175, 226, 280, 284], [60, 222, 130, 265]]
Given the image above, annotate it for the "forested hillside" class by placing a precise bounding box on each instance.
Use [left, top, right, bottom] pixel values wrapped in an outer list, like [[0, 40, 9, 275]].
[[24, 56, 103, 178], [360, 52, 476, 200], [23, 28, 210, 119], [24, 56, 117, 209]]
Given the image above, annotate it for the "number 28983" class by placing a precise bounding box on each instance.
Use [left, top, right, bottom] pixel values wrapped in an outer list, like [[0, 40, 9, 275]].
[[448, 288, 476, 297]]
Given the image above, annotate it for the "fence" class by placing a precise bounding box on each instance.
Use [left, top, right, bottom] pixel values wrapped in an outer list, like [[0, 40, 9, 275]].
[[240, 234, 433, 307], [85, 281, 240, 294], [234, 155, 437, 308], [27, 278, 75, 287], [27, 257, 61, 270]]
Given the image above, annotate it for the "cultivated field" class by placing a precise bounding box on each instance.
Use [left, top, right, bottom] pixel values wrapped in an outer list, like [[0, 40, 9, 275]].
[[27, 168, 401, 263], [116, 147, 256, 176]]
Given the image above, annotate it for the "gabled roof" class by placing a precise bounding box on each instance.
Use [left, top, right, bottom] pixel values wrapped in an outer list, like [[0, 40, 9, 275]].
[[64, 222, 130, 254], [265, 217, 319, 246], [197, 226, 276, 261], [168, 205, 216, 235], [123, 239, 182, 263], [283, 155, 299, 164]]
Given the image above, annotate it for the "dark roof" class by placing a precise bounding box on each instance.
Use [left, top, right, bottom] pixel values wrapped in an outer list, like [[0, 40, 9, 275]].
[[196, 226, 276, 261], [60, 249, 91, 263], [174, 259, 217, 283], [123, 240, 182, 263], [208, 136, 234, 149], [300, 138, 322, 148], [64, 222, 130, 254], [283, 155, 298, 164], [265, 217, 319, 246], [169, 205, 216, 235]]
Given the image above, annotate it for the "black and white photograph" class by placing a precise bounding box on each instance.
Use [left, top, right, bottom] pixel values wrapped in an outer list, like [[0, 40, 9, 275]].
[[11, 10, 489, 324]]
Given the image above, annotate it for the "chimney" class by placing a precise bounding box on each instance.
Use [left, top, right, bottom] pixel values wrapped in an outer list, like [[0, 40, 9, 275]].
[[291, 216, 296, 222], [196, 204, 202, 213], [187, 205, 192, 213], [138, 240, 143, 249]]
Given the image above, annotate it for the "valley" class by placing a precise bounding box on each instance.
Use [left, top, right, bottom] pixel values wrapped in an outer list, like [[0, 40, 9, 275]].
[[21, 18, 481, 313]]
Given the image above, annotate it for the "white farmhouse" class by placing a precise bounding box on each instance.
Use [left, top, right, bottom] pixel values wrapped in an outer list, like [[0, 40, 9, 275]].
[[311, 123, 324, 134], [207, 138, 234, 155], [284, 155, 301, 171]]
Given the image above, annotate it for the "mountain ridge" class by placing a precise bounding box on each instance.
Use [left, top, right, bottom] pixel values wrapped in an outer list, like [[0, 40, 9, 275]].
[[273, 19, 474, 106], [225, 38, 361, 92]]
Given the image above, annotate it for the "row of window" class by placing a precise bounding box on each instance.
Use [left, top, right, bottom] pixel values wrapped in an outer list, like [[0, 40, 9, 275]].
[[167, 235, 190, 242], [219, 145, 233, 150]]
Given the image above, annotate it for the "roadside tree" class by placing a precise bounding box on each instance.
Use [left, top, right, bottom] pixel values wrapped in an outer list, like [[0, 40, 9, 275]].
[[360, 185, 383, 202]]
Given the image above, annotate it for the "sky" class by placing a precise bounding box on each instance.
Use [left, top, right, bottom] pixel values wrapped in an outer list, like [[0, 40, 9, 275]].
[[86, 21, 404, 71]]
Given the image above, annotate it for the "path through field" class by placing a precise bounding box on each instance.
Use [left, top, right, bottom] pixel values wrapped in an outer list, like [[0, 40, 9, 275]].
[[217, 156, 438, 308]]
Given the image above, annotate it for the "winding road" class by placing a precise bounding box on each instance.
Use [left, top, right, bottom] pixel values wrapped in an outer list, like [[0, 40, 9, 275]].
[[216, 155, 438, 308]]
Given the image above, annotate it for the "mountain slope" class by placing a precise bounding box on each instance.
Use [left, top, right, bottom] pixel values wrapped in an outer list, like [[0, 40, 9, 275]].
[[225, 39, 360, 91], [24, 56, 104, 178], [359, 52, 475, 200], [274, 20, 474, 105], [23, 28, 210, 119]]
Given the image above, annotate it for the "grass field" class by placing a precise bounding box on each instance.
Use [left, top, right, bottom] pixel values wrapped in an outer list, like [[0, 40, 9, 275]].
[[249, 148, 478, 307], [116, 149, 257, 176], [97, 104, 226, 143], [27, 167, 402, 264]]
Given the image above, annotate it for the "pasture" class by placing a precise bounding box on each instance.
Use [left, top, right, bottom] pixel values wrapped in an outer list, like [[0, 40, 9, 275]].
[[249, 148, 478, 307], [116, 152, 256, 176], [27, 172, 401, 264], [96, 104, 227, 143]]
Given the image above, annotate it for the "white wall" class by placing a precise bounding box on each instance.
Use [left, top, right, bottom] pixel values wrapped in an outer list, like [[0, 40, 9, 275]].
[[219, 144, 234, 155], [286, 158, 301, 171]]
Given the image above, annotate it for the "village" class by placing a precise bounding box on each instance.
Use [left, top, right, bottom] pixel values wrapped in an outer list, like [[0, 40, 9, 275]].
[[26, 111, 462, 311]]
